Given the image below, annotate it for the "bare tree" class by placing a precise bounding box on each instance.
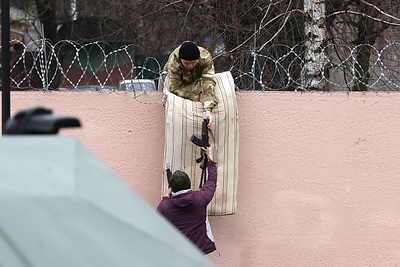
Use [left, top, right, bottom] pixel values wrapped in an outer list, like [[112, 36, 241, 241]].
[[34, 0, 59, 42], [302, 0, 326, 90], [9, 0, 400, 90], [326, 0, 398, 91]]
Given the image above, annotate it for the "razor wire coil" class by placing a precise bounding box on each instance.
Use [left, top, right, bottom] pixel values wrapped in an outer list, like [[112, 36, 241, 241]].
[[3, 39, 400, 93]]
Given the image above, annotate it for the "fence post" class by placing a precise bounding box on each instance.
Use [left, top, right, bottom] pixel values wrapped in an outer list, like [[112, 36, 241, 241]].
[[1, 0, 10, 134]]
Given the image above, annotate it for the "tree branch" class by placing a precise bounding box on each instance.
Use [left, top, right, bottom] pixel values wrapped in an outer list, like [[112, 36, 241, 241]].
[[328, 10, 400, 27], [359, 0, 400, 23]]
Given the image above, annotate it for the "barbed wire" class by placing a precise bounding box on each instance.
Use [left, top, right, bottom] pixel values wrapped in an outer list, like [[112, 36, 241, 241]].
[[229, 42, 400, 91], [3, 39, 400, 93]]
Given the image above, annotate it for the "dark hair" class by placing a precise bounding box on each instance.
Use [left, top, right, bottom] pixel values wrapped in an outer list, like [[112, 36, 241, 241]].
[[169, 170, 191, 192], [178, 41, 200, 60]]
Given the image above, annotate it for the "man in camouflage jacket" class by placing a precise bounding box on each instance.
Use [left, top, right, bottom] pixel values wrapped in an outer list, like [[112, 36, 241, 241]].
[[163, 41, 216, 127]]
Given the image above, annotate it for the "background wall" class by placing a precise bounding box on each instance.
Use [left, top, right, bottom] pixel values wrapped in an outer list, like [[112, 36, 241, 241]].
[[4, 91, 400, 266]]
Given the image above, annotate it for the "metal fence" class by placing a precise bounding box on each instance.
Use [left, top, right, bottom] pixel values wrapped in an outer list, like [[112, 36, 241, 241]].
[[4, 39, 400, 92]]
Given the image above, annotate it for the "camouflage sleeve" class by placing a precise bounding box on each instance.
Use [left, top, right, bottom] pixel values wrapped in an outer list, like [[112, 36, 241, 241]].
[[167, 70, 183, 96], [168, 70, 198, 99], [202, 56, 216, 111]]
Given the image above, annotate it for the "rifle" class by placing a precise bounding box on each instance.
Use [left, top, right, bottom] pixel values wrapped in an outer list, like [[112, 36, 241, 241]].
[[165, 162, 172, 186], [190, 112, 210, 188]]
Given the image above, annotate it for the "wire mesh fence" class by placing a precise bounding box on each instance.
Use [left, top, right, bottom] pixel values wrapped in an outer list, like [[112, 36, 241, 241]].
[[3, 39, 400, 92]]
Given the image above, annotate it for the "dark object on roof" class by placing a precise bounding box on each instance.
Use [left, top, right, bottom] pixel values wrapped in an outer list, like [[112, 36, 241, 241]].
[[4, 107, 81, 134]]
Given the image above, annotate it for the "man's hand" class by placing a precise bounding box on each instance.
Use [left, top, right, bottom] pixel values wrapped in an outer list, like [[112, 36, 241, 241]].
[[201, 145, 214, 162], [164, 186, 172, 198], [205, 110, 213, 129]]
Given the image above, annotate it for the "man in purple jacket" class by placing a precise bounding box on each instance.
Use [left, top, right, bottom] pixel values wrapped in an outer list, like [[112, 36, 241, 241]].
[[157, 147, 217, 254]]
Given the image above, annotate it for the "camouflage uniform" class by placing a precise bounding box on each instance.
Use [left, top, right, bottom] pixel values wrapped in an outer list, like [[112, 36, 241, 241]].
[[164, 45, 216, 111]]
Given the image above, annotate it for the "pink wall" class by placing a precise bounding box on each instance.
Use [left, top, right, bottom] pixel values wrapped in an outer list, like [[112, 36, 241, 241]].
[[5, 91, 400, 266]]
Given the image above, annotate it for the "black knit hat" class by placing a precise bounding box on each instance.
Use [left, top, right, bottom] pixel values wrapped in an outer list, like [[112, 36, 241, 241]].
[[169, 170, 191, 192], [179, 42, 200, 60]]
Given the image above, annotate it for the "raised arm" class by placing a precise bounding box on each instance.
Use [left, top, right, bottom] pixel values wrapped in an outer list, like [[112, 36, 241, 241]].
[[201, 51, 216, 112]]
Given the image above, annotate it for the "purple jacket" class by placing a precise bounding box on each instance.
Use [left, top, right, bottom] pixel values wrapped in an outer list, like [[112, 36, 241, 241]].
[[157, 162, 217, 254]]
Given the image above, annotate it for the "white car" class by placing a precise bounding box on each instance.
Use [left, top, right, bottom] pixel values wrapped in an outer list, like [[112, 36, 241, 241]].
[[118, 79, 156, 92]]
